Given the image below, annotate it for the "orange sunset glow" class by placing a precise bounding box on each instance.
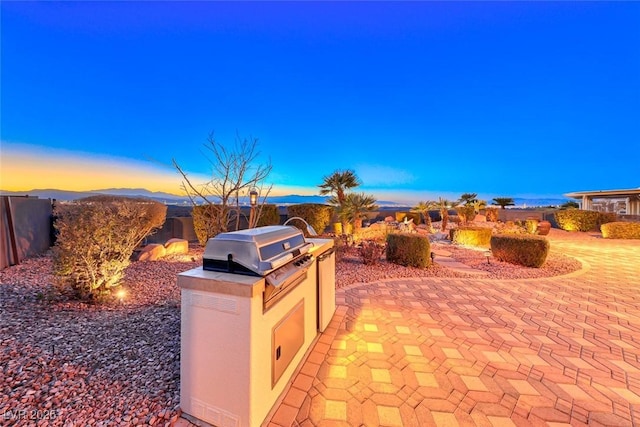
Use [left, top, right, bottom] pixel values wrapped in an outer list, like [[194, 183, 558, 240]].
[[0, 143, 322, 198], [1, 143, 185, 193]]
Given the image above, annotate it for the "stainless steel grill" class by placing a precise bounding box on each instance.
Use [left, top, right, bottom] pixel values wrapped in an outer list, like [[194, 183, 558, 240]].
[[203, 225, 315, 310]]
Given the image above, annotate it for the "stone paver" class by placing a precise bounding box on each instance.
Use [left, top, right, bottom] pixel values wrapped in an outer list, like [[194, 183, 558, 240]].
[[264, 229, 640, 426]]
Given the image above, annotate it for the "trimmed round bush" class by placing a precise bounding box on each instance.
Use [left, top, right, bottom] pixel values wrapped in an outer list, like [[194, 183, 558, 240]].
[[485, 207, 499, 222], [287, 203, 334, 236], [555, 210, 616, 232], [256, 204, 281, 227], [490, 234, 550, 268], [449, 227, 492, 247], [525, 219, 538, 234], [455, 205, 476, 223], [386, 233, 431, 268], [601, 222, 640, 239]]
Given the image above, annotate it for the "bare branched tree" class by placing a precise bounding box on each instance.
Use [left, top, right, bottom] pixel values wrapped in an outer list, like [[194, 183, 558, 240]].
[[173, 132, 273, 239]]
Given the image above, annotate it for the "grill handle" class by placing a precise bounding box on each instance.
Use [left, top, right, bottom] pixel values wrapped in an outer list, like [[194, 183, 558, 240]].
[[227, 254, 234, 273], [317, 247, 336, 262]]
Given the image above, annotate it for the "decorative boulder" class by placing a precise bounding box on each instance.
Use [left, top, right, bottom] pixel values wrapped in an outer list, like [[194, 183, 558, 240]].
[[474, 214, 487, 222], [137, 244, 166, 261], [384, 216, 394, 222], [165, 238, 189, 255]]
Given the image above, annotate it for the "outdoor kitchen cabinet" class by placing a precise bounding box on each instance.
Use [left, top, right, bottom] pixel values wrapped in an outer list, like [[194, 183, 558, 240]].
[[178, 236, 334, 427]]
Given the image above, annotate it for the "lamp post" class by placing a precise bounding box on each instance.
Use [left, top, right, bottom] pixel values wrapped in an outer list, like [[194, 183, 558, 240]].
[[249, 187, 258, 228]]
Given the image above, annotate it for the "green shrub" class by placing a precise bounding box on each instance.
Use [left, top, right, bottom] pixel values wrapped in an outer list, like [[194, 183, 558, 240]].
[[485, 207, 499, 222], [449, 227, 492, 247], [455, 205, 476, 223], [395, 211, 421, 225], [495, 221, 527, 235], [193, 204, 225, 246], [359, 240, 386, 265], [287, 204, 334, 236], [256, 204, 281, 227], [490, 234, 549, 268], [555, 210, 617, 232], [525, 219, 539, 234], [352, 224, 389, 244], [386, 233, 431, 268], [601, 222, 640, 239], [53, 196, 166, 301]]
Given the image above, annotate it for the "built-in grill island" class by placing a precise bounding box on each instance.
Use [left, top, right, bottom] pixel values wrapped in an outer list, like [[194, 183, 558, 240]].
[[178, 226, 335, 427]]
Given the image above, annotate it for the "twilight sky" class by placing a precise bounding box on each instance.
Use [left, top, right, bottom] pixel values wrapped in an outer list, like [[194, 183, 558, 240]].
[[1, 1, 639, 204]]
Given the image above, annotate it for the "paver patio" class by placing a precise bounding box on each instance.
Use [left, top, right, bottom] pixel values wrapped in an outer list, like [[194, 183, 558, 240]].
[[261, 230, 640, 426]]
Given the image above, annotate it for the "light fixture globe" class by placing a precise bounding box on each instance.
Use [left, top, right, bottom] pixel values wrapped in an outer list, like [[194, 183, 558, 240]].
[[249, 187, 258, 207]]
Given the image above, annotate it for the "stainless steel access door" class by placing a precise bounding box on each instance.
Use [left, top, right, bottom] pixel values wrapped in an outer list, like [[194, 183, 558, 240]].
[[272, 300, 305, 388]]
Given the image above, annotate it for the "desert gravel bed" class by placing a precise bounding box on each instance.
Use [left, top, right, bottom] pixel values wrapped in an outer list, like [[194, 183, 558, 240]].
[[1, 241, 582, 425], [335, 242, 582, 288], [0, 254, 197, 426], [440, 243, 582, 279]]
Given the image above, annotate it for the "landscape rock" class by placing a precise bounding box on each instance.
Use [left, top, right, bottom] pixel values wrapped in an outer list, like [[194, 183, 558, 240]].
[[137, 244, 167, 261], [164, 239, 189, 255]]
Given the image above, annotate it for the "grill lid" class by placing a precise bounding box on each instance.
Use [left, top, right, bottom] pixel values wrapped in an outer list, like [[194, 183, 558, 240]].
[[203, 225, 314, 276]]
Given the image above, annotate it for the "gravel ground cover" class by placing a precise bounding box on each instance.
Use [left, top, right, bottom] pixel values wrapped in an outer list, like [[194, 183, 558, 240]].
[[1, 237, 582, 426], [0, 253, 198, 426], [335, 241, 581, 288]]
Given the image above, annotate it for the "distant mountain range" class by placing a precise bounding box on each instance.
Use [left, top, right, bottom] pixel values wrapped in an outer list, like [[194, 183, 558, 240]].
[[0, 188, 189, 203], [0, 188, 569, 208], [0, 188, 404, 206]]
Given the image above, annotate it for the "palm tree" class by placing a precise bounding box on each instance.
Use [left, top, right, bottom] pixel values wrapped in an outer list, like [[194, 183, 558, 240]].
[[491, 197, 515, 209], [318, 169, 361, 232], [459, 193, 478, 206], [412, 200, 437, 231], [472, 199, 487, 213], [339, 193, 378, 230], [458, 193, 487, 214], [318, 169, 360, 206], [437, 197, 459, 232]]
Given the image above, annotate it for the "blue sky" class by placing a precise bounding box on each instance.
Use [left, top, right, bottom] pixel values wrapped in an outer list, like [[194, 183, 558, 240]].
[[2, 1, 639, 204]]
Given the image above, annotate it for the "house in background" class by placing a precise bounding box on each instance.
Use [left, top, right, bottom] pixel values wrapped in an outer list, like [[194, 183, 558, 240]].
[[564, 188, 640, 216]]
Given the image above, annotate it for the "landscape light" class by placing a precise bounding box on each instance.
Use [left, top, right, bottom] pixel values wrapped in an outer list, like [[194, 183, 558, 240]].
[[430, 252, 436, 263], [248, 187, 259, 228], [116, 287, 127, 302], [249, 187, 258, 207], [485, 250, 492, 265]]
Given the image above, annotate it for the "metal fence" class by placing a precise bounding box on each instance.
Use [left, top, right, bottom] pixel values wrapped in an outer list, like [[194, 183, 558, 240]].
[[1, 196, 54, 269], [0, 197, 201, 269]]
